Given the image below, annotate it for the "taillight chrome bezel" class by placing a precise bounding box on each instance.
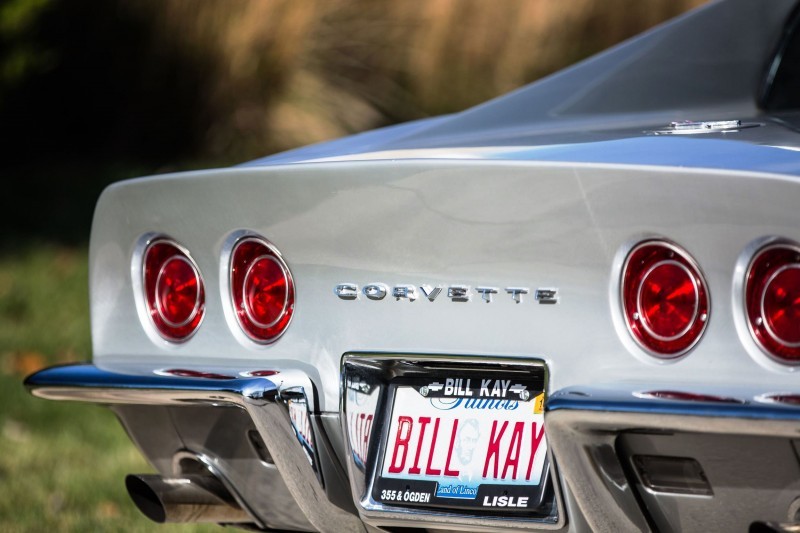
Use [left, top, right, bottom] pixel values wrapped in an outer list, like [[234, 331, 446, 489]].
[[137, 235, 206, 343], [620, 239, 710, 359], [743, 240, 800, 365], [223, 231, 295, 345]]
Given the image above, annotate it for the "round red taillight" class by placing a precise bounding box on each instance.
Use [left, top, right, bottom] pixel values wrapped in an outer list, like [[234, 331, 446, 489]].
[[143, 239, 205, 341], [621, 240, 709, 357], [745, 243, 800, 363], [230, 236, 294, 343]]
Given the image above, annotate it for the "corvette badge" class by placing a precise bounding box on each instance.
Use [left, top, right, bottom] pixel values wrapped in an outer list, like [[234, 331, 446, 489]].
[[334, 283, 558, 304]]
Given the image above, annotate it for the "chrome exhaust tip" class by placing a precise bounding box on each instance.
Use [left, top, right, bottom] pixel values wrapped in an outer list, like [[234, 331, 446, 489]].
[[125, 474, 252, 524]]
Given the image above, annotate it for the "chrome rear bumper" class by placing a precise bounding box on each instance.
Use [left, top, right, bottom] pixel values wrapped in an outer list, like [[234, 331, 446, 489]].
[[25, 362, 800, 532], [25, 364, 364, 532], [547, 387, 800, 533]]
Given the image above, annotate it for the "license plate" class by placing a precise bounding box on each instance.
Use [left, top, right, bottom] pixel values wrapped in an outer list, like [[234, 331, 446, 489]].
[[375, 374, 548, 513]]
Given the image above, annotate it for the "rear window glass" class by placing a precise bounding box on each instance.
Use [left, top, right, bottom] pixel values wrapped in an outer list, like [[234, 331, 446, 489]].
[[762, 4, 800, 111]]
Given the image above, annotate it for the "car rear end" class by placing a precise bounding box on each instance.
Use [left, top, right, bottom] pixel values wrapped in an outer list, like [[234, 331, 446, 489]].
[[26, 145, 800, 531], [25, 0, 800, 530]]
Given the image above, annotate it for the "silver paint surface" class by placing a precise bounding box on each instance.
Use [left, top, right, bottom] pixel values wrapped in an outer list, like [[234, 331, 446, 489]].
[[90, 157, 800, 412]]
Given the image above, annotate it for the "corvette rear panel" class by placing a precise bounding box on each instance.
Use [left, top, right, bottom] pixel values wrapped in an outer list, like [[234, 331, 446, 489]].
[[33, 144, 800, 532], [91, 154, 800, 413]]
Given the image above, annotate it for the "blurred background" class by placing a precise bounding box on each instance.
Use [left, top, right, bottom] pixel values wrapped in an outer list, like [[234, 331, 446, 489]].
[[0, 0, 703, 530]]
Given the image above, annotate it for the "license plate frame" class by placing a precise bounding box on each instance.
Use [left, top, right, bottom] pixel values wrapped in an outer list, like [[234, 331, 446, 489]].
[[372, 368, 550, 516]]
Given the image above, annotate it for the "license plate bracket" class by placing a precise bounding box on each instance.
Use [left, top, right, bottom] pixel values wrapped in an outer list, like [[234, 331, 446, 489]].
[[373, 369, 549, 515]]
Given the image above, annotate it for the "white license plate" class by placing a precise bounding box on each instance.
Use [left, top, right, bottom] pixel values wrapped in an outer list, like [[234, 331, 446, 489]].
[[375, 376, 547, 512]]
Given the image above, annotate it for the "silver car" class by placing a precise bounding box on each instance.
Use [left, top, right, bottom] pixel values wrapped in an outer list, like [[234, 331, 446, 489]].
[[25, 1, 800, 531]]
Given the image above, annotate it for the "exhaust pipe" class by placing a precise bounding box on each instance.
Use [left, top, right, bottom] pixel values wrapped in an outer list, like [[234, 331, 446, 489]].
[[125, 474, 252, 524]]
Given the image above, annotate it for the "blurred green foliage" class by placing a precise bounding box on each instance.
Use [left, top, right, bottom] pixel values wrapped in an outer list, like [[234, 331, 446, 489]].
[[0, 0, 52, 94], [0, 246, 89, 357], [0, 247, 217, 532]]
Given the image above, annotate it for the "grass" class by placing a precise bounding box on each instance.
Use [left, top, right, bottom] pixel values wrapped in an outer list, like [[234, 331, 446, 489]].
[[0, 246, 217, 532]]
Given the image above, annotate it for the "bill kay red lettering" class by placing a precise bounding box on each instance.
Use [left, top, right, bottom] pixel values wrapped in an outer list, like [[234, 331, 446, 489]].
[[388, 416, 413, 473], [387, 415, 545, 480], [387, 416, 461, 477], [481, 420, 546, 481]]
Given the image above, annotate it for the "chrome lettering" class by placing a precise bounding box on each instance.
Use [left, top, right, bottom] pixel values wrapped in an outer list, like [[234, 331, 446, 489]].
[[336, 282, 558, 305], [392, 285, 417, 301], [535, 288, 559, 304], [475, 286, 498, 303], [505, 287, 529, 303], [447, 285, 470, 302], [363, 283, 387, 300], [419, 285, 443, 302], [334, 283, 358, 300]]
